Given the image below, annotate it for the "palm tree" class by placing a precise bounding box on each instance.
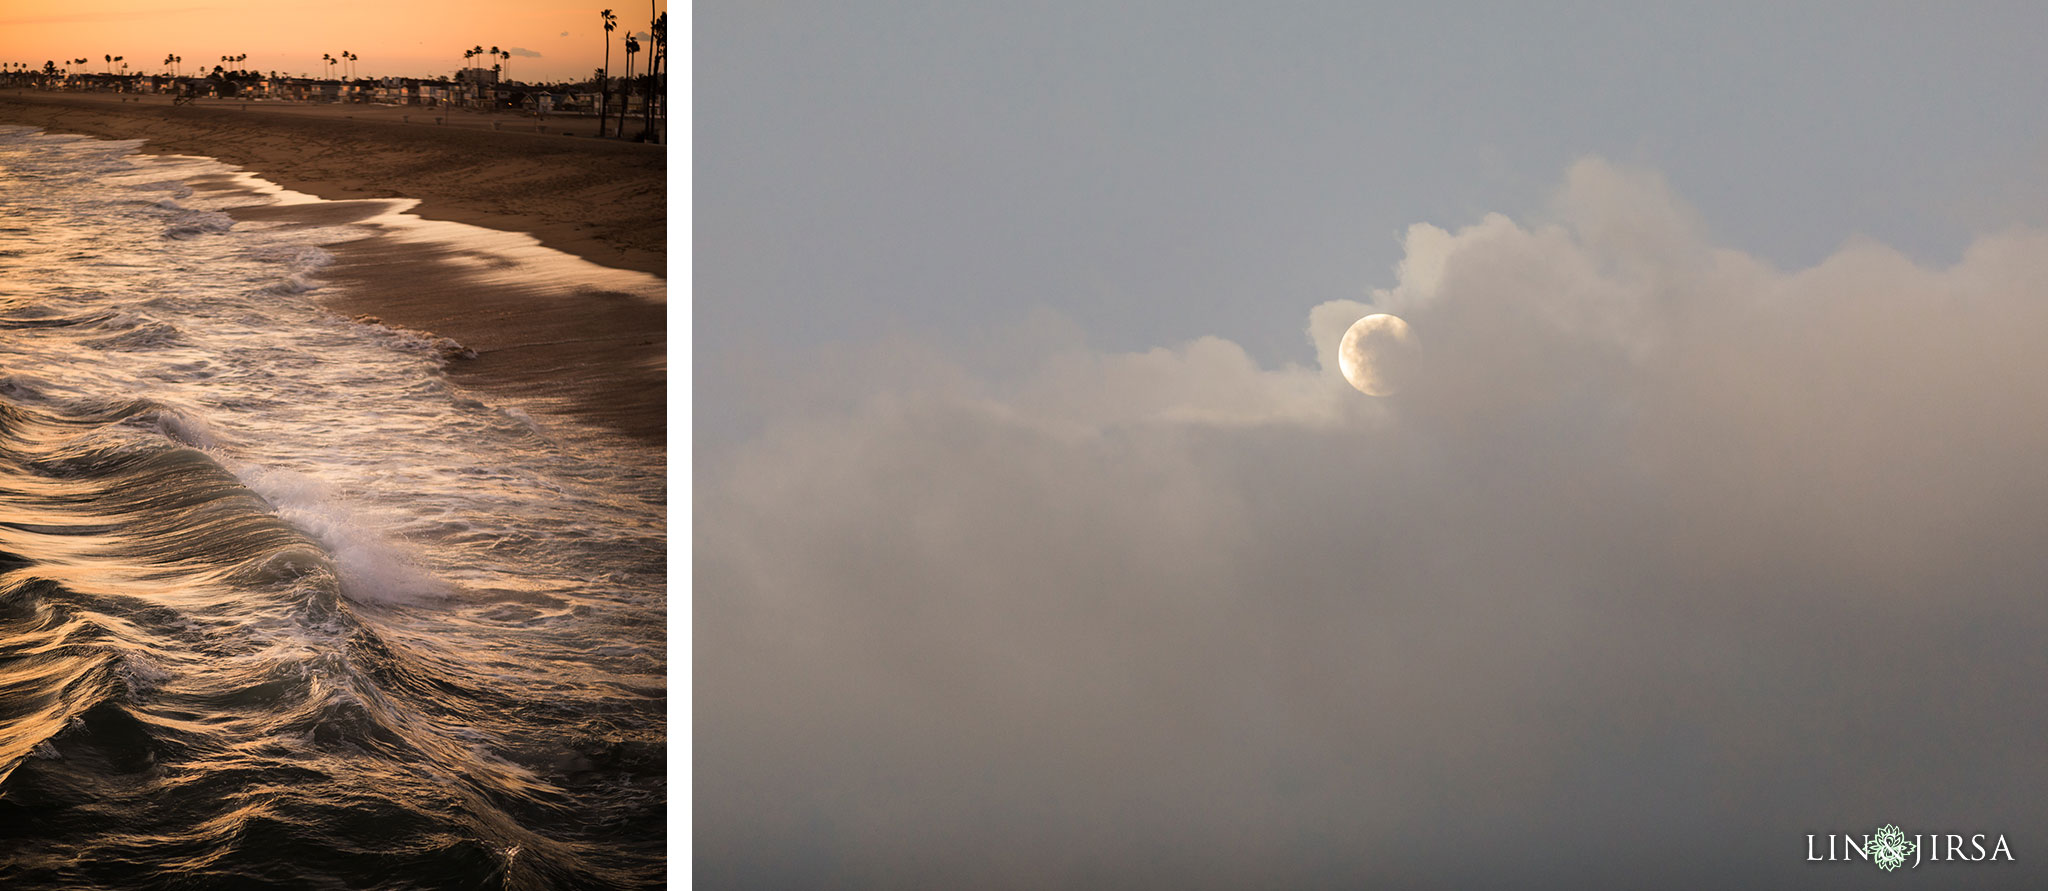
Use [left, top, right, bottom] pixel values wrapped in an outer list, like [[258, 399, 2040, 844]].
[[104, 54, 111, 74], [600, 8, 617, 136], [644, 0, 656, 135], [618, 33, 638, 138], [346, 52, 357, 79], [644, 11, 665, 140], [499, 47, 511, 84], [471, 45, 486, 101]]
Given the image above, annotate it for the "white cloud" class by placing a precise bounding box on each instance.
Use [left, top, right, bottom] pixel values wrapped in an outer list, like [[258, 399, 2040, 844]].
[[698, 158, 2048, 885]]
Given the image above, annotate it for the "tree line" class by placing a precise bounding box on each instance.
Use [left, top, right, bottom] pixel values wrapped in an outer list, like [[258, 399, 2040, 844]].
[[597, 6, 667, 142]]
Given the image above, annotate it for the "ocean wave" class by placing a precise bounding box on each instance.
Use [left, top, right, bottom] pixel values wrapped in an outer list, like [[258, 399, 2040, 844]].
[[0, 394, 622, 887], [0, 118, 664, 890], [124, 180, 196, 199], [68, 312, 185, 352], [163, 210, 236, 240]]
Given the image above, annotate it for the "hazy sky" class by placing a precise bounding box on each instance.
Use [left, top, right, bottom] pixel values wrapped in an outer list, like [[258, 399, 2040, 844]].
[[700, 0, 2048, 437], [698, 3, 2048, 885], [0, 0, 666, 82]]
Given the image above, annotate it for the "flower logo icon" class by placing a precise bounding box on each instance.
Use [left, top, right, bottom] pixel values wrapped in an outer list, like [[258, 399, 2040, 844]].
[[1870, 824, 1916, 872]]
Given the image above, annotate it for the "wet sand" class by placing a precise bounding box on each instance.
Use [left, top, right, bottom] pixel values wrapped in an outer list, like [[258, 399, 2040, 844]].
[[314, 234, 667, 446], [0, 89, 667, 447]]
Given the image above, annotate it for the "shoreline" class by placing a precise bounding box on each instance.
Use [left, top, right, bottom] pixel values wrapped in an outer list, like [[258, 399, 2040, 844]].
[[0, 90, 665, 277], [0, 91, 667, 448], [309, 230, 667, 447]]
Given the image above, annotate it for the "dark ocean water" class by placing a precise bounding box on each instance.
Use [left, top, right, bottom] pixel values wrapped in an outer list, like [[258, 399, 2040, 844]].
[[0, 126, 667, 889]]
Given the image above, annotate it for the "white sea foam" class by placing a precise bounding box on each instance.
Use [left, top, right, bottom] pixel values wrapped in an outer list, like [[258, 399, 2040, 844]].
[[233, 464, 453, 605]]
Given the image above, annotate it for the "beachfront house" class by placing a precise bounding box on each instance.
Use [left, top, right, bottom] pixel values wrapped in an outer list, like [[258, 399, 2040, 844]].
[[364, 78, 434, 105], [277, 77, 319, 102], [453, 68, 497, 108], [64, 73, 140, 93], [398, 79, 446, 106], [267, 77, 331, 102]]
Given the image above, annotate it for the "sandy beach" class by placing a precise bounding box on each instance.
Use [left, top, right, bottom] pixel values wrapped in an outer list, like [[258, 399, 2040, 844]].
[[0, 89, 666, 446]]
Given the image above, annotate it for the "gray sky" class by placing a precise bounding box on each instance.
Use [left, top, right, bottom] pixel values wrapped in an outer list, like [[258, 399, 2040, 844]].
[[699, 1, 2048, 434], [697, 3, 2048, 885]]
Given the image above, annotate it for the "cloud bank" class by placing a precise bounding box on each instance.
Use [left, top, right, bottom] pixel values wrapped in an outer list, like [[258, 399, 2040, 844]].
[[697, 159, 2048, 887]]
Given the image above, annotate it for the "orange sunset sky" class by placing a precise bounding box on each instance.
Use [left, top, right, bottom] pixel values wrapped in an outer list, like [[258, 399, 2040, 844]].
[[0, 0, 668, 84]]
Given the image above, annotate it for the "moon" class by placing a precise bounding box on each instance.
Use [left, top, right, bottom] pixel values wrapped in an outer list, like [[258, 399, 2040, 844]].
[[1338, 313, 1418, 396]]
